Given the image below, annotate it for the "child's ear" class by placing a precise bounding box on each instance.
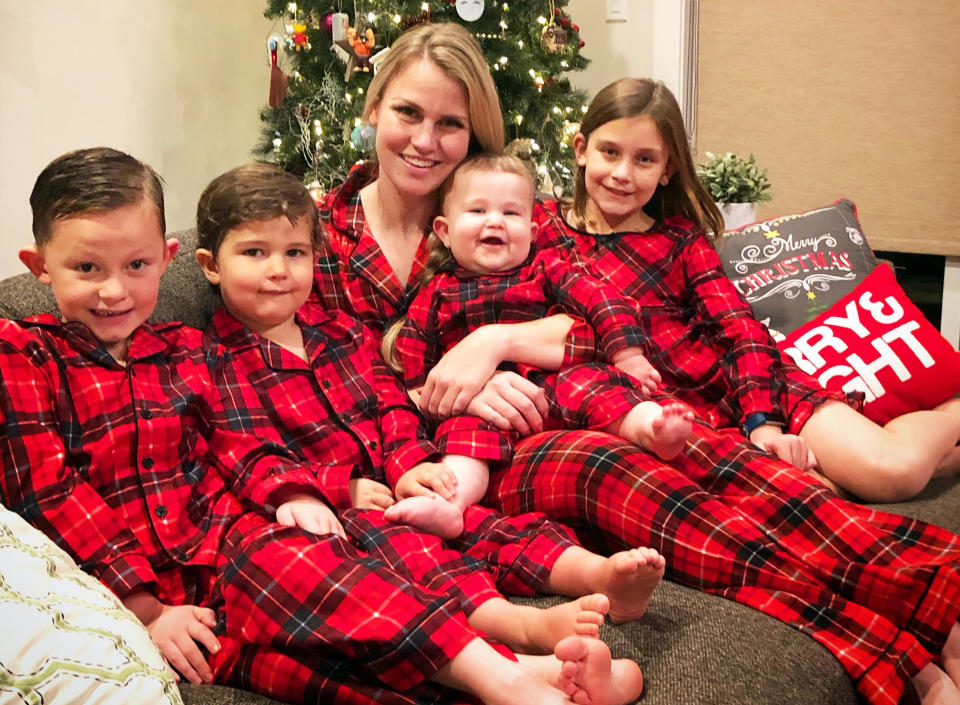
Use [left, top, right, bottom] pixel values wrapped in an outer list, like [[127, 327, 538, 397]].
[[432, 215, 452, 247], [195, 248, 221, 285], [659, 162, 675, 186], [529, 221, 539, 241], [573, 133, 588, 167], [18, 246, 51, 284], [162, 237, 179, 270]]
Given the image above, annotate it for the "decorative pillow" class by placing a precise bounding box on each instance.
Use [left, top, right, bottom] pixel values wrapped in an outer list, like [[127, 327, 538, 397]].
[[719, 199, 878, 336], [0, 504, 182, 705], [778, 264, 960, 425]]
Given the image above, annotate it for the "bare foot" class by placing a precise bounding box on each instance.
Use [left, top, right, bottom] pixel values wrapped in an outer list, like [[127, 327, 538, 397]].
[[555, 636, 644, 705], [383, 495, 464, 538], [524, 594, 610, 653], [619, 402, 693, 460], [592, 548, 665, 624]]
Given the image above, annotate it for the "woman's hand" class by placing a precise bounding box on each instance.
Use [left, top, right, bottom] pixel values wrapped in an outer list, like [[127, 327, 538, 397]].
[[349, 478, 395, 510], [395, 461, 458, 501], [419, 326, 505, 419], [610, 347, 661, 394], [276, 494, 345, 538], [749, 425, 817, 470], [463, 370, 548, 435], [123, 589, 219, 684]]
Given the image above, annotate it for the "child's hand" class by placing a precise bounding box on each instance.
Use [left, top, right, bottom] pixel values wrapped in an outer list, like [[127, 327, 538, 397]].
[[749, 425, 818, 471], [465, 370, 548, 436], [611, 348, 661, 394], [276, 494, 346, 538], [122, 589, 220, 685], [349, 478, 396, 510], [420, 326, 502, 419], [395, 461, 458, 501]]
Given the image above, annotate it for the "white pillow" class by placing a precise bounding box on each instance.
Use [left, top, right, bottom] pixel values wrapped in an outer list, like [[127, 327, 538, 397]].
[[0, 504, 183, 704]]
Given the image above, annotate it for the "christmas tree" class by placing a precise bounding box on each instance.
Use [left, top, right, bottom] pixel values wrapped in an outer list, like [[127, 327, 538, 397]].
[[256, 0, 590, 196]]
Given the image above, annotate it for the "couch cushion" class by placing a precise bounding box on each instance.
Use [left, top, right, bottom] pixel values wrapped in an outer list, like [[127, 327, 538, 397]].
[[779, 264, 960, 425], [719, 199, 878, 336], [0, 503, 183, 704], [0, 228, 220, 330]]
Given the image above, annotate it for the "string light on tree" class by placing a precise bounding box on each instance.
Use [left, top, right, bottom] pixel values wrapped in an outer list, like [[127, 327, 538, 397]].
[[257, 0, 590, 195]]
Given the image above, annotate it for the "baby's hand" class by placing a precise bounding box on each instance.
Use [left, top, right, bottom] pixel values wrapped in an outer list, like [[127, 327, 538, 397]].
[[276, 494, 345, 538], [395, 461, 458, 501], [611, 347, 661, 394], [145, 604, 220, 684], [349, 478, 395, 510]]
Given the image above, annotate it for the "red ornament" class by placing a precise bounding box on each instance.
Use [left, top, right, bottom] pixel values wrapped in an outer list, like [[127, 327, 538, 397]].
[[554, 7, 560, 14], [559, 17, 569, 27], [572, 23, 579, 31], [321, 13, 333, 33], [579, 39, 585, 47]]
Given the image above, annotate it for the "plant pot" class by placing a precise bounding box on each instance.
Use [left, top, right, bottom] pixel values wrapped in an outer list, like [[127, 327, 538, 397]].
[[719, 202, 758, 231]]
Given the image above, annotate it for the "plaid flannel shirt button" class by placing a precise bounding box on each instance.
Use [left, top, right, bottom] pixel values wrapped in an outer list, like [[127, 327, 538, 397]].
[[155, 505, 168, 519], [142, 457, 154, 469]]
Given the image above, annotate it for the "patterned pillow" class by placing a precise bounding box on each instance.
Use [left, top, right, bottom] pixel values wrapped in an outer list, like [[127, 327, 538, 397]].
[[0, 504, 183, 705], [719, 199, 878, 336]]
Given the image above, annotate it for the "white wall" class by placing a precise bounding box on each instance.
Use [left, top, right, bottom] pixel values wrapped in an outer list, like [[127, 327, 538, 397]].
[[0, 0, 272, 279], [566, 0, 686, 110]]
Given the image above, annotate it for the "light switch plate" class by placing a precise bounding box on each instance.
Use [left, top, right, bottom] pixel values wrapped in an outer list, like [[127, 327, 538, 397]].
[[606, 0, 628, 22]]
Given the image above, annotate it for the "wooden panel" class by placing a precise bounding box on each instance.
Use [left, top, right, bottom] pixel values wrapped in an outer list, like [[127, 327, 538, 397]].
[[696, 1, 960, 255]]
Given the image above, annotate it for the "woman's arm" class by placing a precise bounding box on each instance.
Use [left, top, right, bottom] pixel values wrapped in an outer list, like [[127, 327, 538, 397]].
[[418, 314, 577, 431]]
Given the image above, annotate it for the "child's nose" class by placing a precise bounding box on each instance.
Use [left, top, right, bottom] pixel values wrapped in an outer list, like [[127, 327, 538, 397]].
[[98, 277, 125, 301], [611, 159, 631, 180], [266, 255, 288, 276]]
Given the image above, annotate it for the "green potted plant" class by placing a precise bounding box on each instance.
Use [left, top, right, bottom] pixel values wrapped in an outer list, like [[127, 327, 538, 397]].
[[696, 152, 772, 230]]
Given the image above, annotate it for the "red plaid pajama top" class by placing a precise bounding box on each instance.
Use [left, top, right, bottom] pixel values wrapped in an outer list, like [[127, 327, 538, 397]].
[[0, 317, 516, 705], [205, 304, 576, 607], [315, 164, 960, 705], [396, 250, 650, 461], [534, 201, 844, 434]]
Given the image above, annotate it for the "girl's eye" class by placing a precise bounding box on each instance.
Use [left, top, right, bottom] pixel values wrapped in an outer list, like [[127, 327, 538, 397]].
[[129, 259, 146, 271], [75, 263, 94, 274], [287, 248, 307, 257]]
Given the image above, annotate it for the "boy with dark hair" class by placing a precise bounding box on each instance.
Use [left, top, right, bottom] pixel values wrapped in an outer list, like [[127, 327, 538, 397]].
[[1, 148, 644, 705]]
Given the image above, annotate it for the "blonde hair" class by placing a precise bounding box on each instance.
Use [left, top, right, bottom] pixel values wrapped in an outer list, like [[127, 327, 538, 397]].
[[363, 22, 505, 155], [572, 78, 724, 241], [381, 152, 532, 369]]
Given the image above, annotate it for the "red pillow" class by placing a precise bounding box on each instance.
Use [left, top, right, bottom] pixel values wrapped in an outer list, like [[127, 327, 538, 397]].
[[778, 264, 960, 425]]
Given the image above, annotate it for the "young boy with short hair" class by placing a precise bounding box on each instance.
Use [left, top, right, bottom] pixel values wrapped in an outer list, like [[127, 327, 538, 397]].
[[0, 147, 643, 705]]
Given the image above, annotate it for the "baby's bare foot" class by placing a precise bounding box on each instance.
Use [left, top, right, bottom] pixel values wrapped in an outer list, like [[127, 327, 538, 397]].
[[383, 495, 464, 539], [600, 548, 665, 624], [645, 402, 694, 460], [555, 636, 644, 705]]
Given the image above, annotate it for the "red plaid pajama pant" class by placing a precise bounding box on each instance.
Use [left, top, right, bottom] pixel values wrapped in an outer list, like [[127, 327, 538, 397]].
[[203, 507, 573, 704], [487, 425, 960, 705], [438, 362, 648, 463]]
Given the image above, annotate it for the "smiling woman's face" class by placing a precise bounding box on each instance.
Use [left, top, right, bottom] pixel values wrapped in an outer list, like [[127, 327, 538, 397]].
[[367, 57, 472, 201]]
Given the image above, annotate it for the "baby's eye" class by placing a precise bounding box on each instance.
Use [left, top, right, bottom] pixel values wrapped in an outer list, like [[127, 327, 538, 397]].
[[468, 207, 485, 214]]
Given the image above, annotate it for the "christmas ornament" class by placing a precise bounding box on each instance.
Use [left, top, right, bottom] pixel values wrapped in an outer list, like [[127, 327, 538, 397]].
[[541, 23, 568, 53], [347, 25, 376, 71], [267, 37, 289, 108], [330, 12, 349, 45], [350, 124, 376, 152], [455, 0, 484, 22], [291, 22, 310, 50], [320, 13, 333, 33]]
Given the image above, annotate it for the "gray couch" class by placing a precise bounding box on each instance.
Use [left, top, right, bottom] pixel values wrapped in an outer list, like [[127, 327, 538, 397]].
[[1, 227, 958, 705]]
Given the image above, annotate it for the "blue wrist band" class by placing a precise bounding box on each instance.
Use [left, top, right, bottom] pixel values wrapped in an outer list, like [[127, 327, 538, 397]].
[[741, 412, 769, 436]]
